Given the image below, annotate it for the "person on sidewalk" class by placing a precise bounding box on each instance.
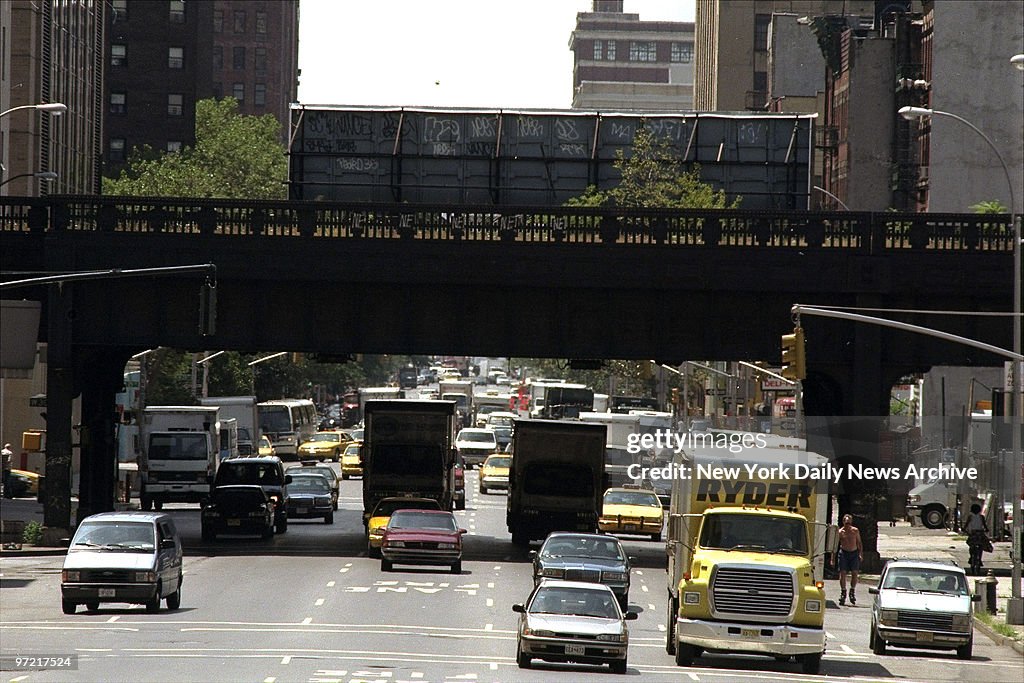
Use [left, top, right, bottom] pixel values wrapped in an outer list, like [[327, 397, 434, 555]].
[[835, 514, 863, 606], [1, 443, 13, 499]]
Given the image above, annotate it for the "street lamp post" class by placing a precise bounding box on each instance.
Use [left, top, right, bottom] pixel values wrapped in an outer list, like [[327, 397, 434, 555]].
[[898, 102, 1023, 624], [0, 102, 67, 120], [0, 170, 58, 188]]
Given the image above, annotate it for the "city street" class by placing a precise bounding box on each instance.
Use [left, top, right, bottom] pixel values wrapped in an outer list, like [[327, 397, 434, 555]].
[[2, 466, 1022, 683]]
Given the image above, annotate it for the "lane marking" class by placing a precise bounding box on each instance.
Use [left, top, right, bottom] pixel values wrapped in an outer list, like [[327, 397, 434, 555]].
[[10, 677, 29, 683], [76, 648, 113, 652], [648, 603, 656, 610], [635, 570, 644, 576], [493, 566, 501, 570], [281, 655, 290, 665], [826, 631, 835, 639], [263, 678, 276, 683], [107, 616, 120, 623], [302, 617, 312, 625], [486, 598, 494, 607], [339, 568, 350, 573], [315, 598, 325, 606], [487, 582, 495, 589], [641, 585, 649, 592], [686, 673, 699, 681], [840, 644, 856, 654], [484, 623, 493, 631], [489, 662, 498, 670], [327, 581, 336, 587], [411, 673, 423, 679], [657, 624, 667, 631], [345, 563, 352, 567]]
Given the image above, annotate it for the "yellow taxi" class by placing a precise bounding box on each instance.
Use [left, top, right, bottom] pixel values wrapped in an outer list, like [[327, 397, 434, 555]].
[[478, 454, 511, 494], [340, 441, 363, 480], [8, 469, 41, 497], [599, 486, 665, 541], [365, 497, 442, 557], [297, 430, 351, 462], [257, 435, 276, 457]]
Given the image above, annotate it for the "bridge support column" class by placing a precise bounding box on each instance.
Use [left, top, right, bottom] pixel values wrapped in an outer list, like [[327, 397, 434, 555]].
[[43, 285, 74, 537], [76, 350, 125, 523]]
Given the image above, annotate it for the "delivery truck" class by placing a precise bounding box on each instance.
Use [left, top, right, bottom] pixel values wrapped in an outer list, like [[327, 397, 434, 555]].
[[139, 406, 221, 510]]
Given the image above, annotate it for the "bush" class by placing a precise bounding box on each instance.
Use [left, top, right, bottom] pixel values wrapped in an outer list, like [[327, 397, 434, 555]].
[[22, 521, 43, 545]]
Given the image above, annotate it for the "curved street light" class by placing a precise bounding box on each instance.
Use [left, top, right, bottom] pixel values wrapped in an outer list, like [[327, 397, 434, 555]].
[[0, 102, 67, 119], [0, 170, 58, 188]]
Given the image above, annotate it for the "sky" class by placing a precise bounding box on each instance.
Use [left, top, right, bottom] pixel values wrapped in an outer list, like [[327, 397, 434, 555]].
[[297, 0, 696, 110]]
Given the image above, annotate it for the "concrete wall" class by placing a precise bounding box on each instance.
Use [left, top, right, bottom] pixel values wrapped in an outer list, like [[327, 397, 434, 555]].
[[919, 365, 1004, 450], [846, 37, 896, 210], [769, 13, 826, 99], [928, 2, 1024, 213]]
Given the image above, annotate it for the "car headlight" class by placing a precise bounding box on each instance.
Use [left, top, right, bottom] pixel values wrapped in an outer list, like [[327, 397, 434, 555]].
[[437, 542, 457, 549], [805, 599, 822, 613], [523, 627, 556, 637], [540, 568, 565, 578], [683, 591, 701, 605], [62, 570, 80, 582], [880, 609, 899, 625], [597, 633, 627, 643], [602, 571, 629, 582], [951, 613, 971, 631], [134, 571, 156, 583], [315, 496, 330, 505], [388, 540, 405, 548]]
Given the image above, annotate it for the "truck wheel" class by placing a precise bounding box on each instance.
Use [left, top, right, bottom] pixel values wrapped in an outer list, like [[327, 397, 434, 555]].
[[922, 505, 946, 529], [166, 584, 181, 610], [665, 596, 677, 655], [275, 516, 288, 534], [511, 531, 529, 547], [800, 653, 822, 674], [141, 496, 153, 512], [675, 643, 695, 666]]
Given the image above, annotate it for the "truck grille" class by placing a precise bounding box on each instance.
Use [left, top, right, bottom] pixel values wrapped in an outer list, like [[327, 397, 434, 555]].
[[564, 569, 601, 583], [712, 567, 794, 617], [896, 609, 954, 631], [152, 471, 203, 483], [80, 569, 135, 583]]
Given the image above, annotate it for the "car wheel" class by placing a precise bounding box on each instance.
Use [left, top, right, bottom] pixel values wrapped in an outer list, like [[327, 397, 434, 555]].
[[516, 645, 531, 669], [675, 643, 696, 666], [85, 601, 100, 612], [956, 637, 972, 660], [800, 653, 822, 674], [610, 658, 627, 674], [872, 629, 886, 655], [451, 560, 462, 574], [368, 545, 381, 559], [333, 497, 339, 511], [166, 585, 181, 610], [275, 516, 288, 534], [62, 600, 77, 615], [146, 585, 162, 613], [868, 626, 876, 650], [325, 511, 334, 524], [381, 559, 392, 572], [922, 505, 946, 529]]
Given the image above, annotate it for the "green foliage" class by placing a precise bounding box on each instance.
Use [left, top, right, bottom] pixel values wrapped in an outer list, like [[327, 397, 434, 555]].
[[103, 98, 287, 199], [565, 128, 740, 209], [969, 200, 1009, 214], [143, 349, 195, 405], [22, 521, 44, 545], [516, 358, 705, 407]]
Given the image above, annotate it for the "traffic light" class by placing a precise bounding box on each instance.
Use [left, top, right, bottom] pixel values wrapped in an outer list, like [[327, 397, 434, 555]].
[[198, 280, 216, 336], [781, 327, 806, 380], [671, 387, 680, 404]]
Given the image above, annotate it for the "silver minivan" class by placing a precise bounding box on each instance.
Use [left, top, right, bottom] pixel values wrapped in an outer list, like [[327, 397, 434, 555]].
[[61, 511, 183, 614]]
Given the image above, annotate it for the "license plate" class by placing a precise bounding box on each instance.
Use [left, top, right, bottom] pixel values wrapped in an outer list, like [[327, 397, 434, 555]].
[[99, 588, 115, 598], [565, 644, 585, 655], [624, 524, 637, 531], [741, 628, 760, 637], [297, 507, 308, 515], [227, 519, 241, 526], [916, 631, 934, 642]]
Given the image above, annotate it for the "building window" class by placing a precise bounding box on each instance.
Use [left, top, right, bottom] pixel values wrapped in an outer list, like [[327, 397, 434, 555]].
[[254, 83, 266, 106], [671, 42, 693, 63], [111, 44, 126, 66], [168, 94, 183, 116], [629, 41, 657, 62], [111, 0, 128, 21], [168, 46, 184, 69], [233, 46, 245, 70], [110, 92, 126, 114], [233, 10, 246, 33], [754, 14, 771, 52], [213, 10, 223, 32], [255, 47, 267, 73], [110, 138, 126, 161], [233, 82, 245, 103], [169, 0, 185, 23], [212, 46, 223, 69], [167, 141, 182, 153], [606, 40, 616, 60], [593, 39, 603, 60], [213, 82, 223, 99], [256, 11, 267, 34]]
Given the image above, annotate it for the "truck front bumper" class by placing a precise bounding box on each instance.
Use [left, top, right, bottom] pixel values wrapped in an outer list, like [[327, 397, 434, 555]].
[[677, 618, 825, 656]]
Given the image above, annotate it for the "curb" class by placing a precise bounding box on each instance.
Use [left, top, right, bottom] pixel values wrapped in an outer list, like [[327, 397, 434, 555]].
[[0, 546, 67, 558], [973, 617, 1024, 655]]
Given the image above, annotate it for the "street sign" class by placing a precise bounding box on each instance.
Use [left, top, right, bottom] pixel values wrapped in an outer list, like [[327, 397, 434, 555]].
[[1005, 360, 1024, 391], [761, 378, 793, 391]]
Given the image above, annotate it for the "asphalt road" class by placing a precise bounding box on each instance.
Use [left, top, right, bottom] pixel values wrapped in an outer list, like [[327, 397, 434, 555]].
[[2, 465, 1023, 682]]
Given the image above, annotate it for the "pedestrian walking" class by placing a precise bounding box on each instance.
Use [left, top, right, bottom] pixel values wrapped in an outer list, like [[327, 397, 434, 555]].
[[834, 514, 863, 605], [964, 504, 991, 575], [1, 443, 13, 499]]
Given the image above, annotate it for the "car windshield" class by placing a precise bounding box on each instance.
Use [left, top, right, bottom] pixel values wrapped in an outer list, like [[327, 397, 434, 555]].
[[289, 476, 330, 493], [699, 514, 808, 554], [882, 568, 968, 594], [309, 433, 341, 443], [604, 490, 660, 507], [344, 444, 362, 456], [388, 511, 457, 531], [216, 462, 282, 486], [458, 431, 495, 443], [72, 521, 155, 551], [542, 536, 623, 560], [530, 587, 620, 619], [484, 457, 511, 469]]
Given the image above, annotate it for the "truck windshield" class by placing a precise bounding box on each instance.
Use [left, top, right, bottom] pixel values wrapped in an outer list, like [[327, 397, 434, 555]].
[[149, 433, 208, 460], [372, 445, 444, 476], [442, 394, 469, 409], [700, 514, 808, 554], [522, 464, 594, 497]]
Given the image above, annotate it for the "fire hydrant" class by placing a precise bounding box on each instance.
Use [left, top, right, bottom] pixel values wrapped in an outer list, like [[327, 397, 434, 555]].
[[974, 571, 997, 615]]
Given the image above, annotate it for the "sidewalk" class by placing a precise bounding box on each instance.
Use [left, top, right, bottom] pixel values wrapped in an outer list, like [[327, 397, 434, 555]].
[[0, 496, 78, 556]]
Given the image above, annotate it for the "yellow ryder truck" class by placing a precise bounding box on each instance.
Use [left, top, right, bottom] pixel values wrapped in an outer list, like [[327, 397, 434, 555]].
[[665, 441, 837, 675]]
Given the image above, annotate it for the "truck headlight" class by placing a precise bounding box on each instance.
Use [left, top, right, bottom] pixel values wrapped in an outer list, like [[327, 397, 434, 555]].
[[683, 591, 701, 605], [540, 568, 565, 578], [907, 495, 921, 504], [62, 570, 80, 582], [805, 599, 822, 613], [951, 614, 971, 631], [880, 609, 898, 625], [134, 571, 156, 583]]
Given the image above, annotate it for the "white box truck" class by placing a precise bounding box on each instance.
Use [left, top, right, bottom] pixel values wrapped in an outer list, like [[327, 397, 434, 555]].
[[139, 406, 220, 511], [200, 396, 258, 456]]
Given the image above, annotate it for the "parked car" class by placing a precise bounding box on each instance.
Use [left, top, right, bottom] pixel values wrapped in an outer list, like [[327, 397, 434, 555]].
[[286, 474, 335, 524], [869, 559, 977, 659], [61, 512, 183, 614], [599, 486, 665, 541], [201, 485, 275, 541], [512, 579, 636, 673], [213, 457, 291, 533], [479, 454, 511, 494], [366, 497, 442, 557], [340, 441, 363, 480], [531, 532, 631, 608], [453, 452, 466, 510], [455, 428, 498, 468], [297, 430, 351, 462], [380, 509, 466, 573], [287, 463, 339, 509]]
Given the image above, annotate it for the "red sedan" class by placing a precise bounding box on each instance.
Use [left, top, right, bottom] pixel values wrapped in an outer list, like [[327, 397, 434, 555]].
[[380, 509, 466, 574]]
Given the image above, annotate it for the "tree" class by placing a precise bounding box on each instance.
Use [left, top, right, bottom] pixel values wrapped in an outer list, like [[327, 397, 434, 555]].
[[969, 199, 1009, 214], [566, 127, 740, 209], [103, 98, 287, 199]]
